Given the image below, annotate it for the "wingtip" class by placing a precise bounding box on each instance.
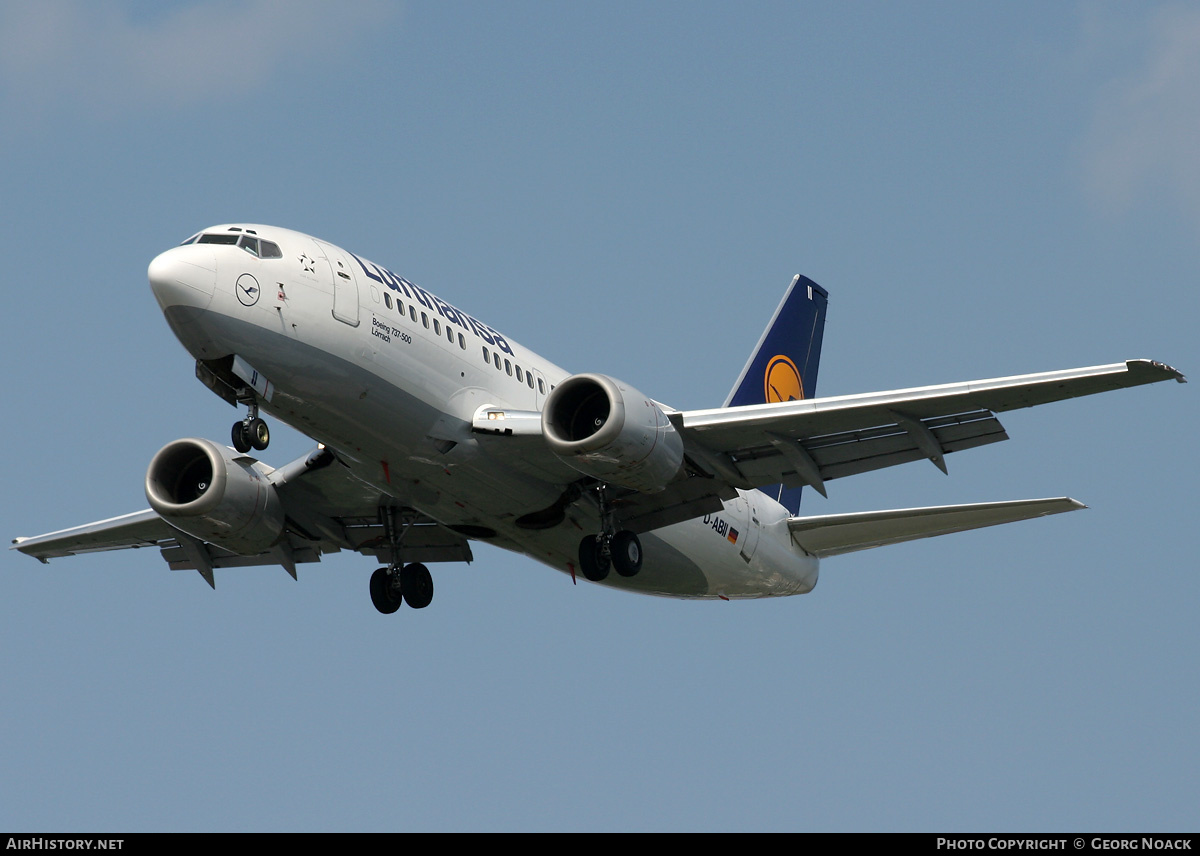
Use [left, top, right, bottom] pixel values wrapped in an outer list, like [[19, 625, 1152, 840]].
[[10, 537, 48, 562], [1128, 359, 1186, 383]]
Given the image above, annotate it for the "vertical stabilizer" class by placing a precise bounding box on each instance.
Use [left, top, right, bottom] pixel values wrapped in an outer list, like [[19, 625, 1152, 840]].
[[723, 274, 829, 513]]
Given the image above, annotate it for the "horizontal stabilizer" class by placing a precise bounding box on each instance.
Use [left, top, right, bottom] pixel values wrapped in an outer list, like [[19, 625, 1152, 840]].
[[787, 497, 1085, 558]]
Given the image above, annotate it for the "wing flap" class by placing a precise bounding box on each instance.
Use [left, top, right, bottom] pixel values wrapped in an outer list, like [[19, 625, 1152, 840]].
[[811, 410, 1008, 479], [611, 476, 728, 534], [159, 535, 326, 571], [787, 497, 1086, 558], [730, 410, 1009, 486], [337, 515, 474, 565]]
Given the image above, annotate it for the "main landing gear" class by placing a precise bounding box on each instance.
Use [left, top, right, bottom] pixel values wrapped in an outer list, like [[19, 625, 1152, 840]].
[[231, 397, 269, 454], [369, 507, 435, 614], [369, 564, 434, 614], [578, 530, 642, 581], [577, 485, 643, 582]]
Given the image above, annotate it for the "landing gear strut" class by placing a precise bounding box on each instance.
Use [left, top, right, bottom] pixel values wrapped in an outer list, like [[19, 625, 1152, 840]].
[[369, 507, 435, 613], [577, 485, 642, 581], [231, 394, 269, 454]]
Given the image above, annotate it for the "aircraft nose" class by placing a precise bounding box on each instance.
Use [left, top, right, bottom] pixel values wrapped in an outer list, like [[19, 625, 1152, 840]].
[[148, 245, 217, 309]]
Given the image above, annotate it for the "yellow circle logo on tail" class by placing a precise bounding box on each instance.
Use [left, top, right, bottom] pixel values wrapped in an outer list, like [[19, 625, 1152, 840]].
[[764, 355, 804, 402]]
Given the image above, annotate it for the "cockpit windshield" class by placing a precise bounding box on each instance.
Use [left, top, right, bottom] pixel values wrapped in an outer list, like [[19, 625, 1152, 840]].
[[179, 230, 282, 258], [235, 235, 284, 259]]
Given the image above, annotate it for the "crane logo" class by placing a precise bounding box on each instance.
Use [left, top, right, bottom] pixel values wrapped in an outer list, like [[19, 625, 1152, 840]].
[[235, 273, 261, 307], [764, 355, 804, 403]]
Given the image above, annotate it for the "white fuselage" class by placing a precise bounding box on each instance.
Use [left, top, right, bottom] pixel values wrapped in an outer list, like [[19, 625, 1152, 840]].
[[148, 225, 819, 599]]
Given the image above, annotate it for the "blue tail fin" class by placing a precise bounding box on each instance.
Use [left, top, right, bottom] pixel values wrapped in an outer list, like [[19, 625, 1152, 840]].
[[723, 274, 829, 514]]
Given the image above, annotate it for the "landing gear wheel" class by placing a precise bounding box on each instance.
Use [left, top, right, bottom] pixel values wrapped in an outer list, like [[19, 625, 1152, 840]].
[[369, 567, 402, 614], [248, 417, 270, 451], [400, 563, 434, 609], [231, 421, 252, 454], [578, 535, 610, 582], [611, 530, 643, 577]]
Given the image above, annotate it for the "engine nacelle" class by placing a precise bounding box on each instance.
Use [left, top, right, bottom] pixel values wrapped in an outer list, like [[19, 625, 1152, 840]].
[[145, 438, 285, 555], [542, 373, 685, 492]]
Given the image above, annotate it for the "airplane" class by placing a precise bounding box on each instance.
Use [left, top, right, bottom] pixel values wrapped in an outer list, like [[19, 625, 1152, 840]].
[[12, 224, 1186, 612]]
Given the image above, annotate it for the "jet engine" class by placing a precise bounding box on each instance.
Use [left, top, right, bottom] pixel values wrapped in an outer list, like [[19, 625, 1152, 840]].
[[145, 438, 286, 555], [542, 373, 685, 492]]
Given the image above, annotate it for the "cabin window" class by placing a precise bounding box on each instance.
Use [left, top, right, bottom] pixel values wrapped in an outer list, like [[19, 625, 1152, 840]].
[[458, 333, 466, 349], [483, 346, 490, 364], [421, 313, 429, 329], [409, 306, 417, 322], [504, 359, 512, 376], [538, 379, 545, 394], [433, 319, 442, 335], [494, 353, 501, 370], [384, 293, 393, 310], [527, 374, 534, 389], [447, 326, 454, 343], [515, 366, 523, 383]]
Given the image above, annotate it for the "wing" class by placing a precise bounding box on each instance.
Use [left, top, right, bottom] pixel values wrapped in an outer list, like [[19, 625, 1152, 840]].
[[674, 359, 1185, 497], [12, 446, 473, 588], [473, 358, 1183, 534]]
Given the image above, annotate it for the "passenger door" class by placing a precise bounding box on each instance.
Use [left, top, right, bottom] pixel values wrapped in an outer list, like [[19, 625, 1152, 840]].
[[314, 241, 360, 327]]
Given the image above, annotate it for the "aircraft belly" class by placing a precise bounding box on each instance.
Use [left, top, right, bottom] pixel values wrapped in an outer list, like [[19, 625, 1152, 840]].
[[652, 514, 819, 598], [494, 513, 816, 600]]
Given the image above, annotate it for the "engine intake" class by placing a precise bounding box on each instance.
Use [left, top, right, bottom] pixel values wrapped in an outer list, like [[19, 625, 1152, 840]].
[[542, 373, 684, 492], [145, 438, 285, 555]]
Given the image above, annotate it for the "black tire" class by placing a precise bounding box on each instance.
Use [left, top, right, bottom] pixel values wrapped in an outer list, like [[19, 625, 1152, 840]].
[[578, 535, 610, 582], [231, 421, 252, 454], [369, 567, 402, 614], [611, 530, 643, 577], [401, 563, 434, 609], [248, 417, 270, 451]]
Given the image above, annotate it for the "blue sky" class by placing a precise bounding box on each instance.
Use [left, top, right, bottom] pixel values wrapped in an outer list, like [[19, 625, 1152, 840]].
[[1, 1, 1195, 832]]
